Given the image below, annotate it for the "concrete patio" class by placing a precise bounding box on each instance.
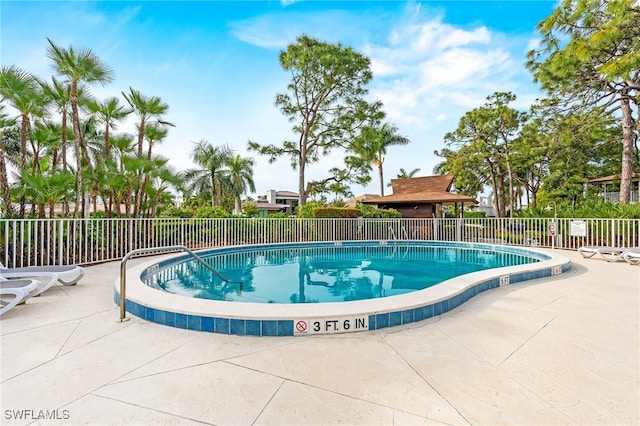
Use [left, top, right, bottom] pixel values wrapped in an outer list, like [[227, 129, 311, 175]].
[[1, 249, 638, 425]]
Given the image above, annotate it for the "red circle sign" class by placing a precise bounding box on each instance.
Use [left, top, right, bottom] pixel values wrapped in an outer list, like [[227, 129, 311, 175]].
[[296, 321, 307, 332]]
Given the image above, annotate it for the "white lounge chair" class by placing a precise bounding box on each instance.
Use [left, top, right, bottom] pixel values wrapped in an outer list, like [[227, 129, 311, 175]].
[[578, 246, 627, 260], [0, 261, 85, 296], [0, 277, 40, 316], [622, 248, 640, 265]]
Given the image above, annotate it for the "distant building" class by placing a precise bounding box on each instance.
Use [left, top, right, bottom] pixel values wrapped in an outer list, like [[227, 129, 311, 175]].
[[361, 174, 477, 218], [588, 174, 639, 203], [475, 196, 496, 217], [251, 190, 300, 216]]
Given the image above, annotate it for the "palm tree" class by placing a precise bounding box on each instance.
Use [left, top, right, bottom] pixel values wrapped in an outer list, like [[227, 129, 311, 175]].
[[46, 38, 115, 217], [103, 135, 137, 217], [15, 169, 75, 218], [121, 88, 171, 156], [40, 77, 72, 173], [40, 77, 84, 216], [87, 96, 131, 158], [387, 167, 422, 188], [144, 159, 180, 217], [142, 123, 169, 160], [86, 98, 130, 215], [396, 167, 421, 179], [183, 141, 233, 207], [354, 123, 410, 196], [121, 88, 173, 217], [29, 121, 62, 175], [0, 65, 48, 217], [225, 154, 256, 214]]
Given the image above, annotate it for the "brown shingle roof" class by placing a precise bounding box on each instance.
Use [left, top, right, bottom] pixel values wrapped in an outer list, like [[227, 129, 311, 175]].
[[390, 174, 454, 194], [588, 174, 640, 183], [364, 191, 477, 204], [362, 174, 477, 205]]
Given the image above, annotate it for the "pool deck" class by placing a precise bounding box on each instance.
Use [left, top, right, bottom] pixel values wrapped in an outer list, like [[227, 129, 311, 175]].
[[1, 249, 638, 425]]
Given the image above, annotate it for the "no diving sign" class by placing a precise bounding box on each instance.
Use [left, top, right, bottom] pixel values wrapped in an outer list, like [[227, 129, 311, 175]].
[[294, 316, 369, 336]]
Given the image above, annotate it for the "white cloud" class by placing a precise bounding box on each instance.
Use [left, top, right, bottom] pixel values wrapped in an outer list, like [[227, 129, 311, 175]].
[[229, 16, 293, 49], [526, 37, 541, 52], [115, 5, 142, 26], [421, 48, 510, 87], [366, 14, 526, 127], [410, 21, 491, 52]]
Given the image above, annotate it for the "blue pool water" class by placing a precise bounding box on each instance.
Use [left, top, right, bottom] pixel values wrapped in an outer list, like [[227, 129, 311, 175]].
[[145, 244, 540, 304]]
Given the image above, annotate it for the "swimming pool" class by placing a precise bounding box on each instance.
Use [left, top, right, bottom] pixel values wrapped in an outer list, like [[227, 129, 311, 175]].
[[115, 241, 571, 336], [145, 245, 541, 304]]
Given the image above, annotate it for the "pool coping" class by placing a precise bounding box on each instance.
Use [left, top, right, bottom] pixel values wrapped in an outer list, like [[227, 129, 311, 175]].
[[114, 241, 572, 336]]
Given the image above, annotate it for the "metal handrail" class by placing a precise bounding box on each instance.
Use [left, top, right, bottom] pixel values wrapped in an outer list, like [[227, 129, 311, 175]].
[[388, 225, 409, 241], [119, 245, 241, 322], [401, 225, 409, 240]]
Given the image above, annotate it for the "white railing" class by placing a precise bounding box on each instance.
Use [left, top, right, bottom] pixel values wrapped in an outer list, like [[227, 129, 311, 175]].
[[1, 217, 639, 268], [602, 191, 639, 203]]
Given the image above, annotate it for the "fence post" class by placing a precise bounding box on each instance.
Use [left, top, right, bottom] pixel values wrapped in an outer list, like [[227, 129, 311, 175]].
[[610, 218, 615, 247], [58, 219, 63, 264]]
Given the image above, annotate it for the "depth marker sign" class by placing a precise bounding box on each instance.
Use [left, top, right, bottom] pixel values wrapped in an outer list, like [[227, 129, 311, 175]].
[[293, 316, 369, 336]]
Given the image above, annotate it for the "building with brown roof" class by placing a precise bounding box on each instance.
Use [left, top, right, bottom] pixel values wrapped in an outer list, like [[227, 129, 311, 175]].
[[588, 174, 639, 203], [361, 174, 477, 218]]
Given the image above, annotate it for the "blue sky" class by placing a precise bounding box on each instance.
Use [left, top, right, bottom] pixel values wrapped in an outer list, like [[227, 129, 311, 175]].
[[1, 0, 557, 198]]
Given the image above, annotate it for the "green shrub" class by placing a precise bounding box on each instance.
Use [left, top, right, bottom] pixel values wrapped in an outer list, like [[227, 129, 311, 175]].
[[268, 212, 289, 218], [517, 197, 640, 219], [312, 207, 360, 218], [194, 206, 230, 218], [464, 210, 486, 218], [355, 201, 402, 218], [296, 200, 328, 218], [241, 203, 259, 218]]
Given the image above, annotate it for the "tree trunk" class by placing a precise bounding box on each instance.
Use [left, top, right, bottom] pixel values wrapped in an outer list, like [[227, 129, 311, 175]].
[[61, 110, 70, 217], [70, 81, 83, 218], [494, 163, 506, 218], [133, 121, 146, 217], [487, 164, 499, 217], [496, 178, 506, 218], [114, 193, 122, 218], [38, 202, 46, 219], [299, 148, 307, 206], [150, 187, 162, 217], [124, 184, 132, 217], [619, 94, 634, 203], [211, 174, 216, 207], [0, 137, 14, 216], [378, 163, 384, 196], [19, 113, 30, 217], [504, 154, 515, 218], [105, 122, 111, 157]]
